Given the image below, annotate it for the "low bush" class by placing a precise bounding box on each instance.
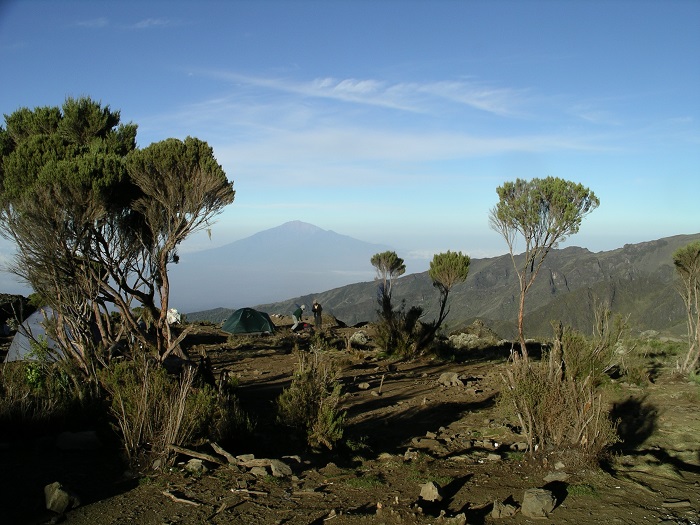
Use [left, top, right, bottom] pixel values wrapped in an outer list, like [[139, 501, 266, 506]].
[[500, 313, 621, 461], [276, 346, 346, 450], [0, 337, 100, 440], [99, 353, 248, 468]]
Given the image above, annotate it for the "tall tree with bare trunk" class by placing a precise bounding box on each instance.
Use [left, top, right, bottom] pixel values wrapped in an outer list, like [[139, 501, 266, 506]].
[[489, 177, 599, 360], [673, 241, 700, 373], [0, 98, 235, 372]]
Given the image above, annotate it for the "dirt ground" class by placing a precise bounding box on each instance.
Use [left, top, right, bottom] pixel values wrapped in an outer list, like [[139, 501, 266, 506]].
[[1, 317, 699, 525]]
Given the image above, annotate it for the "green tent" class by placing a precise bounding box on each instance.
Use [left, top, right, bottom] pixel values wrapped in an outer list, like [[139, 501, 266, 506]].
[[221, 308, 276, 335]]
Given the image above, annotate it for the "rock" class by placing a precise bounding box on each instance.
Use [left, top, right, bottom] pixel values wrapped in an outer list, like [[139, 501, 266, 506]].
[[357, 382, 371, 390], [411, 437, 448, 455], [661, 499, 692, 508], [420, 481, 442, 502], [487, 453, 501, 461], [404, 449, 419, 461], [269, 459, 292, 477], [349, 331, 369, 345], [521, 488, 556, 517], [45, 482, 80, 514], [491, 500, 518, 518], [250, 466, 268, 477], [543, 471, 569, 482], [185, 458, 208, 473], [438, 372, 463, 387], [437, 511, 467, 524]]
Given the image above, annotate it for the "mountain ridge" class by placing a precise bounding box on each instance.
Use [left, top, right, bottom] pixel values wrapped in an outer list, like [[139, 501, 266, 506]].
[[186, 232, 700, 340], [168, 220, 391, 311]]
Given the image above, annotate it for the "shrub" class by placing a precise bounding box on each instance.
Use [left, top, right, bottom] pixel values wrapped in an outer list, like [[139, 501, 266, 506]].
[[374, 300, 425, 358], [0, 338, 99, 440], [99, 354, 223, 467], [500, 318, 620, 461], [276, 346, 346, 450]]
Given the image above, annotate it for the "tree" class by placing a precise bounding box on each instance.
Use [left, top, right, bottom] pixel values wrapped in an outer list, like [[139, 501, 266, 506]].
[[126, 137, 235, 359], [371, 250, 405, 318], [428, 250, 471, 330], [0, 97, 138, 373], [489, 177, 599, 360], [0, 97, 235, 371], [370, 251, 410, 354], [673, 241, 700, 373], [408, 251, 472, 354]]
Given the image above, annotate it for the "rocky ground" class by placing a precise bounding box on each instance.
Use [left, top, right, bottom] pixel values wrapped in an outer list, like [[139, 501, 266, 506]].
[[1, 316, 699, 525]]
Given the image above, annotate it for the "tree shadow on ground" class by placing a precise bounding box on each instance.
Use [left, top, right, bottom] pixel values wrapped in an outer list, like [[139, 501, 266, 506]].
[[609, 394, 658, 452], [600, 394, 700, 476], [347, 396, 497, 454]]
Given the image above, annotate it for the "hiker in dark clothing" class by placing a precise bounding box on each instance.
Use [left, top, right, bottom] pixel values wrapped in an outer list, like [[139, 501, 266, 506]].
[[292, 304, 305, 331], [312, 300, 323, 328]]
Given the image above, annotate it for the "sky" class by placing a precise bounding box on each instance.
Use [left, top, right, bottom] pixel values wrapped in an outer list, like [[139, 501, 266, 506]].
[[0, 0, 699, 294]]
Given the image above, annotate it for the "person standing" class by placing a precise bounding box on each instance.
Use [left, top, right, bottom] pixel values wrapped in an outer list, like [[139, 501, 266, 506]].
[[312, 300, 323, 328], [291, 304, 305, 332]]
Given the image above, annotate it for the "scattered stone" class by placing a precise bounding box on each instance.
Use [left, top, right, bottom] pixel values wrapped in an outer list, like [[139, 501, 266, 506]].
[[438, 372, 463, 387], [349, 331, 369, 345], [411, 437, 448, 455], [45, 482, 81, 514], [269, 459, 292, 477], [378, 452, 394, 461], [420, 481, 442, 502], [487, 453, 502, 462], [661, 499, 692, 508], [357, 382, 371, 390], [491, 500, 518, 518], [404, 449, 420, 461], [521, 488, 556, 518], [185, 458, 208, 474], [250, 466, 268, 477], [544, 471, 569, 483], [371, 390, 381, 397], [236, 454, 255, 462], [511, 442, 528, 452], [554, 461, 566, 470], [436, 510, 467, 524]]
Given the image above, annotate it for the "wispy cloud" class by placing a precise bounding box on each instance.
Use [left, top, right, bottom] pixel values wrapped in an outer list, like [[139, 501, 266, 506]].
[[204, 71, 526, 116], [75, 17, 108, 29], [131, 18, 173, 29], [569, 103, 621, 126]]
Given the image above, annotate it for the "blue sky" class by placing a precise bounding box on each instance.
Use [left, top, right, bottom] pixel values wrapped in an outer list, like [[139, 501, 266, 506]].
[[1, 0, 699, 293]]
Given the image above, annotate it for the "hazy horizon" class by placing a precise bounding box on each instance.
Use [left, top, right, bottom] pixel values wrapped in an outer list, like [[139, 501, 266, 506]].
[[1, 1, 698, 279]]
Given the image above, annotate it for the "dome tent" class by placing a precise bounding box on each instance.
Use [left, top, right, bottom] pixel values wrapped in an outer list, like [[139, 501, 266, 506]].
[[221, 308, 276, 335], [5, 306, 63, 362]]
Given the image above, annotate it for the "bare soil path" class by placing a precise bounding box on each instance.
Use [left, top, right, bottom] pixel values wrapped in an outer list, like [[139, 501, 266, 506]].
[[1, 321, 699, 525]]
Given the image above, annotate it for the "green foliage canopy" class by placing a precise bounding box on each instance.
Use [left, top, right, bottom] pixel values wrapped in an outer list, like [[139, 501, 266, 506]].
[[429, 250, 471, 296], [672, 241, 700, 372], [489, 176, 599, 358], [370, 250, 405, 299]]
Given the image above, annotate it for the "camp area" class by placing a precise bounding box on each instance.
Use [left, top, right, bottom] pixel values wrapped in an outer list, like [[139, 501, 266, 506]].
[[220, 307, 276, 335]]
